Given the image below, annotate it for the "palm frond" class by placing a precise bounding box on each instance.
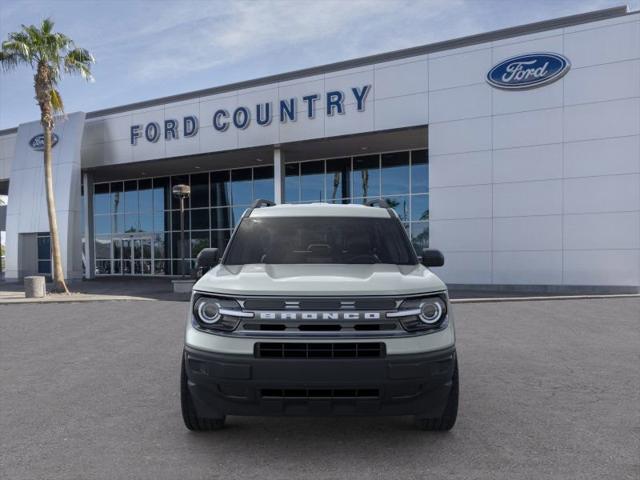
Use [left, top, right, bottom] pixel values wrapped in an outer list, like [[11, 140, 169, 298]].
[[50, 88, 64, 113], [64, 47, 94, 81]]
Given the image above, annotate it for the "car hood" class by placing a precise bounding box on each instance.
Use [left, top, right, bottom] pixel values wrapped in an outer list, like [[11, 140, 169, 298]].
[[193, 264, 446, 296]]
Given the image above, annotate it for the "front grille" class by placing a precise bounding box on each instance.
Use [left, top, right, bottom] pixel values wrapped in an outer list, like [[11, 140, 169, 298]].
[[255, 342, 385, 359], [261, 388, 380, 399], [242, 298, 398, 311]]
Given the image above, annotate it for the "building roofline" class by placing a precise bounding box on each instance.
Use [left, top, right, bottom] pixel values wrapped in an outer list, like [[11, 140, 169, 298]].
[[0, 5, 631, 136]]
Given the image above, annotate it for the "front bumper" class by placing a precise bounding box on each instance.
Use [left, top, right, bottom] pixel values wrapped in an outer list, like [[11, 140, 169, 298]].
[[184, 345, 456, 417]]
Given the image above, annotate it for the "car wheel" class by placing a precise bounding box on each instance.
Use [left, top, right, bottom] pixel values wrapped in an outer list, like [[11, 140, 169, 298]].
[[181, 357, 225, 431], [415, 358, 458, 431]]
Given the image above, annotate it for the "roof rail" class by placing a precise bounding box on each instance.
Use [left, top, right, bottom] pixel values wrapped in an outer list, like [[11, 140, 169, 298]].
[[365, 198, 391, 209], [251, 199, 276, 208]]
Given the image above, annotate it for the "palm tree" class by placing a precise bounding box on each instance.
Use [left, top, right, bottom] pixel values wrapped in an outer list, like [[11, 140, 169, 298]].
[[0, 18, 94, 293]]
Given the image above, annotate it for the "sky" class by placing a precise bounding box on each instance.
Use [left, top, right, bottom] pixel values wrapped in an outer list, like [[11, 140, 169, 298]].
[[0, 0, 637, 130]]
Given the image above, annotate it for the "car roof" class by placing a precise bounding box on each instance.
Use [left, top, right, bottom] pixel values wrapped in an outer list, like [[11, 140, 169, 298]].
[[248, 202, 393, 218]]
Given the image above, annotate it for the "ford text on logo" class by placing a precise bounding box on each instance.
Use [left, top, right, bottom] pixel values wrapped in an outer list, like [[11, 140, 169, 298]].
[[29, 133, 59, 151], [487, 53, 570, 90]]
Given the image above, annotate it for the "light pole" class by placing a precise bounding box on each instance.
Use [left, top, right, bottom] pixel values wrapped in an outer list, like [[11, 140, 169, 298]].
[[172, 184, 191, 278]]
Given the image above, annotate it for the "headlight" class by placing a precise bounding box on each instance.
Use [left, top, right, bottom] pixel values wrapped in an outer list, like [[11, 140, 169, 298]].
[[388, 294, 448, 332], [192, 294, 252, 331], [195, 297, 221, 324], [419, 298, 445, 324]]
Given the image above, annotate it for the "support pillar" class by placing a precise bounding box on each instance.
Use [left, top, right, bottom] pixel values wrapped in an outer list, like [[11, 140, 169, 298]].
[[273, 147, 285, 204], [83, 172, 95, 279]]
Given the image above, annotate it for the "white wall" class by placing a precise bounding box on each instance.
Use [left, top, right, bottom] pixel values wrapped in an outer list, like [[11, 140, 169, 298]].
[[80, 57, 429, 168], [0, 133, 16, 181], [428, 13, 640, 288]]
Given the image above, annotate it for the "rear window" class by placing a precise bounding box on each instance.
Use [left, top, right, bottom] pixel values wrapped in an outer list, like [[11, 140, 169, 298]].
[[223, 216, 417, 265]]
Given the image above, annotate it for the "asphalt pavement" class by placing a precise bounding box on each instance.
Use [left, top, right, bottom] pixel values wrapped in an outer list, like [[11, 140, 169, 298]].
[[1, 297, 638, 480]]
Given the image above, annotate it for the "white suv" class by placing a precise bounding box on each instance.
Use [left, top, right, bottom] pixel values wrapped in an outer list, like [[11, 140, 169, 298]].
[[181, 200, 458, 431]]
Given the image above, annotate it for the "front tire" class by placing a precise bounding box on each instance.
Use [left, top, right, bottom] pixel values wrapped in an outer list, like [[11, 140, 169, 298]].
[[181, 357, 225, 431], [415, 358, 459, 431]]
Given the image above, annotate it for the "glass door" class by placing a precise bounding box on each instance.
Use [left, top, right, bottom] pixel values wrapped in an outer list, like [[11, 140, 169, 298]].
[[113, 236, 154, 275], [133, 237, 153, 275]]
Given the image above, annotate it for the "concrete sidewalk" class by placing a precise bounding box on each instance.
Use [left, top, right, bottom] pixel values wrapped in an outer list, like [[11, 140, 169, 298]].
[[0, 277, 189, 303]]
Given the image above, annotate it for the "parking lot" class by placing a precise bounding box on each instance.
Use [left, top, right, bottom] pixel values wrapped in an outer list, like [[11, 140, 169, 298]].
[[1, 297, 638, 480]]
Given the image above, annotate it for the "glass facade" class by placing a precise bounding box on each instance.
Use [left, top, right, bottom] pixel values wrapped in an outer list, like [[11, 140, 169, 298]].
[[92, 148, 428, 275]]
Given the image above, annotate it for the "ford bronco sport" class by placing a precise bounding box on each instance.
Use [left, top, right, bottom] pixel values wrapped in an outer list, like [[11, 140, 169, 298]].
[[181, 199, 458, 431]]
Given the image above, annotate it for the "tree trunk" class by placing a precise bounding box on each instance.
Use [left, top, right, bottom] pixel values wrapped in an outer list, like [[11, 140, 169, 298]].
[[43, 122, 69, 293]]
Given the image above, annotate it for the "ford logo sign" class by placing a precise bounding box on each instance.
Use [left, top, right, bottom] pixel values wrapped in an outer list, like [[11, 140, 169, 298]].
[[487, 53, 570, 90], [29, 133, 59, 151]]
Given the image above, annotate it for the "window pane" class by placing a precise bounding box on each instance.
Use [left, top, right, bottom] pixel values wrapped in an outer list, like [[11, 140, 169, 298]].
[[381, 152, 409, 195], [211, 207, 231, 229], [153, 233, 168, 258], [171, 175, 190, 209], [111, 214, 124, 234], [211, 230, 231, 251], [253, 166, 274, 201], [411, 194, 429, 221], [113, 260, 122, 274], [411, 222, 429, 251], [172, 232, 188, 259], [284, 163, 300, 203], [231, 206, 248, 226], [300, 161, 324, 202], [113, 238, 122, 260], [352, 155, 380, 199], [124, 180, 138, 212], [191, 208, 209, 230], [385, 196, 409, 221], [124, 213, 139, 232], [190, 173, 209, 208], [153, 211, 169, 232], [231, 168, 252, 205], [411, 149, 428, 193], [325, 158, 350, 203], [211, 171, 231, 207], [138, 179, 153, 212], [96, 260, 111, 275], [38, 260, 51, 274], [153, 177, 170, 211], [139, 212, 153, 232], [190, 231, 209, 257], [95, 215, 111, 235], [95, 237, 111, 259], [171, 210, 190, 231], [111, 182, 123, 215], [154, 260, 170, 275], [37, 235, 51, 260], [94, 183, 110, 214]]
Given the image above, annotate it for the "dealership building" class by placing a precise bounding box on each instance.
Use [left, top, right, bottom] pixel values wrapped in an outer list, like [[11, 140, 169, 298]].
[[0, 6, 638, 292]]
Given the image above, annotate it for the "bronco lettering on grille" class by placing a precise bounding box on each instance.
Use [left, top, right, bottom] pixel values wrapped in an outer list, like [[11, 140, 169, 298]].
[[257, 312, 381, 321]]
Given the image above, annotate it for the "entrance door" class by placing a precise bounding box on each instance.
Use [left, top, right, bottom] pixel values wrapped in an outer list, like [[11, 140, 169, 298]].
[[113, 236, 153, 275]]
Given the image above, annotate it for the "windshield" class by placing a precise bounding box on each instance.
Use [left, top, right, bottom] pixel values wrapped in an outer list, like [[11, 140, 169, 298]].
[[223, 216, 417, 265]]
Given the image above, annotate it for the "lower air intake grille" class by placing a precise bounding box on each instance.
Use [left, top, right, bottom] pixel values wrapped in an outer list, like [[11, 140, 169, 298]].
[[255, 342, 385, 359], [261, 388, 380, 399]]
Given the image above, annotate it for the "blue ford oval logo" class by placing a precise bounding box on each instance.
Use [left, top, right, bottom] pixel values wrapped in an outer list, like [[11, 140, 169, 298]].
[[487, 53, 570, 90], [29, 133, 59, 151]]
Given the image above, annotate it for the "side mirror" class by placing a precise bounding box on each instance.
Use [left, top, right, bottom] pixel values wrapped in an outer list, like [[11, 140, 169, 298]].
[[195, 248, 220, 277], [420, 248, 444, 267]]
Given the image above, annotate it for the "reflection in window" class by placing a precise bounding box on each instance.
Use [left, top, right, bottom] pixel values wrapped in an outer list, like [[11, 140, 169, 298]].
[[284, 163, 300, 203], [190, 173, 209, 208], [326, 158, 350, 203], [411, 194, 429, 221], [385, 196, 409, 221], [411, 149, 428, 192], [411, 222, 429, 251], [211, 171, 230, 207], [253, 166, 274, 201], [231, 169, 252, 206], [300, 161, 324, 202], [381, 152, 409, 195], [352, 155, 380, 200]]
